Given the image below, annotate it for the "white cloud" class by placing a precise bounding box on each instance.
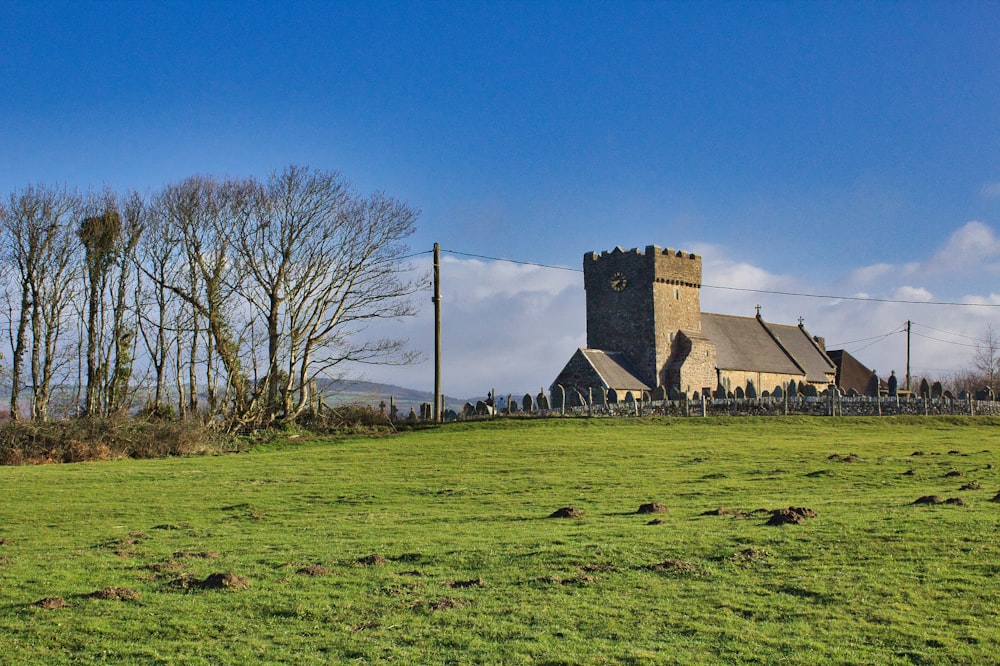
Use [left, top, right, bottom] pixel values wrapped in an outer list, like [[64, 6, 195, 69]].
[[924, 221, 1000, 276]]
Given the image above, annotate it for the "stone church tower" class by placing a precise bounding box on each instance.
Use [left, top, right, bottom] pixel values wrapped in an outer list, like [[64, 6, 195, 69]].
[[583, 245, 711, 392]]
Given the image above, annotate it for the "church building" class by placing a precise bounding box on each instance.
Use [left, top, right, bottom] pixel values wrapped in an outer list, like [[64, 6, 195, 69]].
[[551, 245, 837, 405]]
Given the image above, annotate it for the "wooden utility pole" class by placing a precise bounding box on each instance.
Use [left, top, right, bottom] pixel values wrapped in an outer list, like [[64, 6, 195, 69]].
[[433, 243, 442, 422], [906, 320, 911, 392]]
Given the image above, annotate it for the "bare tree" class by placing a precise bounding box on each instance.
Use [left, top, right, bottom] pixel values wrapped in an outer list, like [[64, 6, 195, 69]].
[[232, 166, 419, 426], [0, 185, 82, 420], [971, 325, 1000, 396]]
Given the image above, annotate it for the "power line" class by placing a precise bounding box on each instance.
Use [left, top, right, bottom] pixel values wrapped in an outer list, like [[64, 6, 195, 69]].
[[436, 247, 1000, 308], [910, 331, 980, 349], [910, 321, 991, 344], [850, 329, 904, 354], [441, 249, 581, 272]]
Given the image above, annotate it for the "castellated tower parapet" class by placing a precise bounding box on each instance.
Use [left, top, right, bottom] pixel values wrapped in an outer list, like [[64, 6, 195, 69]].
[[583, 245, 704, 388]]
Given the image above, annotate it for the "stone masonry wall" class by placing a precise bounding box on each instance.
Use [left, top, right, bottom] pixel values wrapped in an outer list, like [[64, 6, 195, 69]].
[[584, 245, 702, 388]]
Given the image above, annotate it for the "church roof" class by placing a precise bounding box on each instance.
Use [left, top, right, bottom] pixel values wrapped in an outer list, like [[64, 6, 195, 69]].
[[700, 314, 835, 382], [766, 323, 837, 382], [700, 313, 801, 375], [553, 348, 652, 392], [579, 349, 653, 391]]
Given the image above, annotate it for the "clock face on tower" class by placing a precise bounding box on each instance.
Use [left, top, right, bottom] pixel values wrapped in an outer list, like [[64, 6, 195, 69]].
[[609, 271, 627, 292]]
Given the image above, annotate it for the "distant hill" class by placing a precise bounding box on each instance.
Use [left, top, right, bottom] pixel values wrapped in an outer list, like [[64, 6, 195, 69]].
[[317, 379, 476, 415]]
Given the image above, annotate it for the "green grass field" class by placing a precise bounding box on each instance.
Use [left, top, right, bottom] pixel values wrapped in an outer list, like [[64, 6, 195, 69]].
[[1, 417, 999, 664]]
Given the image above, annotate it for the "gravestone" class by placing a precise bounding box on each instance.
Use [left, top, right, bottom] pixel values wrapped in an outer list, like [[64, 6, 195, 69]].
[[522, 394, 534, 412]]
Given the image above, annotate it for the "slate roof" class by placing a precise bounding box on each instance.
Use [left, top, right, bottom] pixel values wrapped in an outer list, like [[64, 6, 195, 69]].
[[700, 313, 802, 375], [698, 314, 836, 382], [577, 349, 652, 391], [766, 323, 837, 382], [826, 349, 885, 394]]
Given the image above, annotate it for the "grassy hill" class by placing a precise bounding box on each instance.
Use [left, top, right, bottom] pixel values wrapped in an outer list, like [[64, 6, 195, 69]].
[[319, 378, 475, 414], [1, 416, 998, 663]]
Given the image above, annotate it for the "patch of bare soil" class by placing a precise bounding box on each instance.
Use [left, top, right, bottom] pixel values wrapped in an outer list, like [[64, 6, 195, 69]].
[[948, 450, 963, 455], [911, 451, 925, 456], [444, 578, 484, 588], [766, 507, 817, 526], [296, 565, 330, 576], [701, 507, 747, 518], [903, 470, 916, 476], [579, 562, 618, 573], [990, 492, 1000, 502], [647, 518, 665, 525], [89, 587, 141, 602], [945, 470, 965, 477], [828, 453, 860, 462], [732, 546, 770, 564], [912, 495, 966, 505], [33, 597, 68, 609], [198, 572, 250, 590], [358, 553, 388, 566], [913, 495, 944, 504], [104, 531, 149, 558], [649, 559, 702, 576], [959, 481, 981, 491], [549, 507, 583, 518], [637, 502, 668, 514]]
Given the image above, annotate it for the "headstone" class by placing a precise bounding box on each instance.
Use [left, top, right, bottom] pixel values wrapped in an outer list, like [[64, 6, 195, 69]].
[[787, 380, 798, 398], [536, 392, 550, 410], [734, 386, 745, 400], [462, 402, 476, 418], [668, 386, 681, 401], [919, 378, 930, 399], [931, 382, 943, 399], [803, 384, 818, 397], [652, 386, 667, 401], [887, 371, 898, 396], [522, 394, 534, 412], [607, 388, 619, 404], [772, 386, 783, 399], [864, 372, 879, 398], [745, 381, 757, 399], [624, 391, 636, 403]]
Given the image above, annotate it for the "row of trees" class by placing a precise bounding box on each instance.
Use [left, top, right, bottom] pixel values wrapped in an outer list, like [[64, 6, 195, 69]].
[[0, 166, 419, 429]]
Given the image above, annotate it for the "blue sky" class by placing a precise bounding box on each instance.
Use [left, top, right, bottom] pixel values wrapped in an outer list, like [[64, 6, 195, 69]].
[[3, 1, 999, 395]]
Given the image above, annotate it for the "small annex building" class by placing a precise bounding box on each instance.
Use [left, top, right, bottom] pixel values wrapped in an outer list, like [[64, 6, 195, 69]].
[[551, 245, 837, 406]]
